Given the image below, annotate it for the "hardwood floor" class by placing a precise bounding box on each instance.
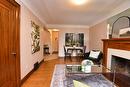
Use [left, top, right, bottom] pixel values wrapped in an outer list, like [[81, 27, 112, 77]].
[[21, 55, 82, 87], [44, 54, 58, 61]]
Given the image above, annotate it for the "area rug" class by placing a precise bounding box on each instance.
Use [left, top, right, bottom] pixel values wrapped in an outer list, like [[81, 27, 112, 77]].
[[50, 64, 114, 87]]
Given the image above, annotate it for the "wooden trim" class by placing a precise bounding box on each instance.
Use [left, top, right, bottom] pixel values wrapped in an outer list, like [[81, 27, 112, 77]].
[[102, 38, 130, 41], [7, 0, 20, 7], [16, 3, 21, 87], [21, 59, 44, 85], [21, 69, 35, 85], [102, 38, 130, 67]]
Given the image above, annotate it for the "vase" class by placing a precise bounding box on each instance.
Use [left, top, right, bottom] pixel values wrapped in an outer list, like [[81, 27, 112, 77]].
[[81, 65, 91, 73]]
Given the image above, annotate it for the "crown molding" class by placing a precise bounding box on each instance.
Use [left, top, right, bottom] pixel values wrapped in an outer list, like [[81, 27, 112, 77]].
[[89, 0, 130, 27], [47, 24, 89, 29], [19, 0, 47, 26]]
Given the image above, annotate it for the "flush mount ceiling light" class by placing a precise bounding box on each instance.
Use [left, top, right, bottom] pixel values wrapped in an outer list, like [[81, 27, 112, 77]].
[[70, 0, 88, 5], [52, 29, 59, 31]]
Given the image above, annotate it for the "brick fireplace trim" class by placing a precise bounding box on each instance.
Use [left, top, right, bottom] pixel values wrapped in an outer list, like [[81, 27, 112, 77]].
[[102, 38, 130, 67]]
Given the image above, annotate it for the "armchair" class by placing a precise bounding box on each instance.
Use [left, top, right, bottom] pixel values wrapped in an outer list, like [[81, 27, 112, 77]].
[[84, 50, 103, 65]]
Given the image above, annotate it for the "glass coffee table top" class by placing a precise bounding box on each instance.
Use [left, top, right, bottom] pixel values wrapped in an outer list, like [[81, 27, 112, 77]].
[[65, 64, 111, 75], [65, 64, 130, 87], [64, 64, 118, 87]]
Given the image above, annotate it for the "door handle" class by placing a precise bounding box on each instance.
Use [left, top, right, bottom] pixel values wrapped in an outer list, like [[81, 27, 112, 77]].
[[11, 52, 16, 55]]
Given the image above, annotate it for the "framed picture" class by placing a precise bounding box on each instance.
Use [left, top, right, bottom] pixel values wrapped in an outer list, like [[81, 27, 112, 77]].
[[111, 16, 130, 38], [65, 33, 84, 47], [31, 21, 40, 54]]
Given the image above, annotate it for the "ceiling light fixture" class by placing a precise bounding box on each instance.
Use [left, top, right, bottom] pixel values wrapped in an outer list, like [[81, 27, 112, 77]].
[[53, 29, 59, 31], [70, 0, 88, 5]]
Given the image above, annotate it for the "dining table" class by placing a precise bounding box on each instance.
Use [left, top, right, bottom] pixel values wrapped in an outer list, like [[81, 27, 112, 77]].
[[65, 46, 83, 56]]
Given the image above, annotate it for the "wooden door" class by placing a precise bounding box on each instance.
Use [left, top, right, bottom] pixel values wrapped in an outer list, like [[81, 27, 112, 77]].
[[0, 0, 20, 87]]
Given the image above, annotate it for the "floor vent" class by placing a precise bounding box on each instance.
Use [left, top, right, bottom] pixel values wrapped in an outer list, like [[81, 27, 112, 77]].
[[34, 62, 39, 71]]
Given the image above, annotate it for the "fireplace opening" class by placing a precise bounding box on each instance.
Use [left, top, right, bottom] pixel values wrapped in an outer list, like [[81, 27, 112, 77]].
[[111, 55, 130, 77]]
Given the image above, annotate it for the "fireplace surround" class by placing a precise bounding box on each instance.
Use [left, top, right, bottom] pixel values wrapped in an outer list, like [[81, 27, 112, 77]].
[[102, 38, 130, 86], [102, 38, 130, 68], [107, 48, 130, 70]]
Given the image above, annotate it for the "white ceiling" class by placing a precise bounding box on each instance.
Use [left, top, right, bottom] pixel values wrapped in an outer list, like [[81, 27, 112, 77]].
[[21, 0, 129, 27]]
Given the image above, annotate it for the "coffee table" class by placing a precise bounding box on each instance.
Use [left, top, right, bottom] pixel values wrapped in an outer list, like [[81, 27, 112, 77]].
[[50, 64, 130, 87], [64, 64, 116, 87]]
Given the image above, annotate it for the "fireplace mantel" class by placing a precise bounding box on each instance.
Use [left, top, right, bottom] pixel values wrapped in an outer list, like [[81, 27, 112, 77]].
[[102, 38, 130, 67]]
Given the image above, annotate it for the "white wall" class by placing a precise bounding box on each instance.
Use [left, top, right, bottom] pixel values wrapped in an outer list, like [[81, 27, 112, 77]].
[[59, 28, 89, 57], [16, 0, 47, 79], [89, 20, 107, 51]]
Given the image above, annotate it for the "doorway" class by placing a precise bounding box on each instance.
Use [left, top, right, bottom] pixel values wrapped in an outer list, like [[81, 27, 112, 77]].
[[44, 29, 59, 61], [52, 30, 59, 54], [48, 29, 59, 54]]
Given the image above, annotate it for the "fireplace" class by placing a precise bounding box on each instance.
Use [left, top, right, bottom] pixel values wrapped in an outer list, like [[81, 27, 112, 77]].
[[111, 55, 130, 77], [107, 48, 130, 69], [102, 38, 130, 86], [102, 38, 130, 67]]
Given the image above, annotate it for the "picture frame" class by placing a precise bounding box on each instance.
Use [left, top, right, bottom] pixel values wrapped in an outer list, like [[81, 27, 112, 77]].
[[31, 21, 40, 54]]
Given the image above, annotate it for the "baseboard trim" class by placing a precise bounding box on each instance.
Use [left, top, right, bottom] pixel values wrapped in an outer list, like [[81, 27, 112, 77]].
[[21, 59, 44, 85], [21, 68, 34, 85], [39, 59, 44, 65]]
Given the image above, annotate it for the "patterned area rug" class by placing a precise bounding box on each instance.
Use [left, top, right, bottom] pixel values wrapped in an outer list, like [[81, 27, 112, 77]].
[[50, 64, 114, 87]]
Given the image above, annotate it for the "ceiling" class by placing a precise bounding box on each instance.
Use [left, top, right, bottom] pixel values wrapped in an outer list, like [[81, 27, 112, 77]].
[[21, 0, 128, 27]]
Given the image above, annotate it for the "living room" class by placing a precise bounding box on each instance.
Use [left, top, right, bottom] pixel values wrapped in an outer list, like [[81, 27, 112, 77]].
[[1, 0, 130, 87]]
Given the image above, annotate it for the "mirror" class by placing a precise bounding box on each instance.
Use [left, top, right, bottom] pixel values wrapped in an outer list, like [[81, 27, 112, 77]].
[[107, 8, 130, 38], [111, 16, 130, 38]]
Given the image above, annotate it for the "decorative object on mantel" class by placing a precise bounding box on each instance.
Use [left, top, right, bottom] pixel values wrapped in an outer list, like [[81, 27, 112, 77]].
[[110, 16, 130, 38], [31, 21, 40, 54], [119, 27, 130, 37], [107, 8, 130, 39]]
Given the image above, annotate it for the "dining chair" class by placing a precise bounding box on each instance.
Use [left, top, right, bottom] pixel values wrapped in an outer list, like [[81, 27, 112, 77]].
[[64, 46, 72, 61], [76, 46, 86, 61]]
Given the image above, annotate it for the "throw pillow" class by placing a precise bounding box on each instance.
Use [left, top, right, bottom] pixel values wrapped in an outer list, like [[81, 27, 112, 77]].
[[73, 80, 90, 87], [89, 50, 100, 59]]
